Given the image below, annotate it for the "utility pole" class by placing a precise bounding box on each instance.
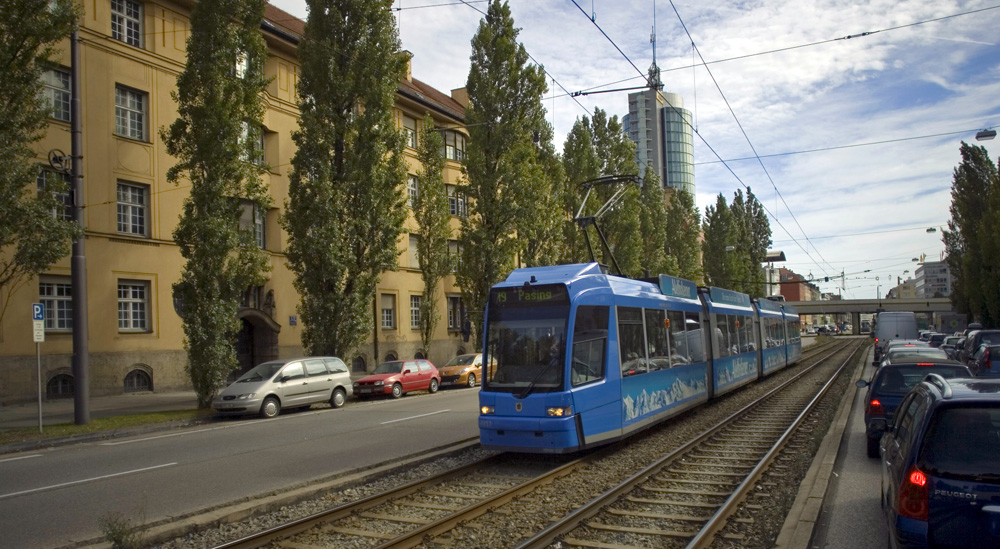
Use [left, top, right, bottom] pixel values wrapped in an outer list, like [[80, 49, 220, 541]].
[[70, 28, 89, 424]]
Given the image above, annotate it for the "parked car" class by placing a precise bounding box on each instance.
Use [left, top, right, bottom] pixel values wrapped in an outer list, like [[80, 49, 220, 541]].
[[856, 359, 970, 458], [959, 330, 1000, 368], [970, 344, 1000, 377], [927, 333, 946, 348], [940, 335, 963, 360], [353, 359, 440, 399], [212, 357, 353, 418], [816, 325, 829, 335], [880, 375, 1000, 548], [438, 353, 492, 388]]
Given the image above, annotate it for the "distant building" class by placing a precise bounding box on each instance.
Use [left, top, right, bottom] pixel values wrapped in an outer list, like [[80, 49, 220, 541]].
[[914, 261, 951, 298], [622, 89, 695, 196], [887, 278, 917, 299]]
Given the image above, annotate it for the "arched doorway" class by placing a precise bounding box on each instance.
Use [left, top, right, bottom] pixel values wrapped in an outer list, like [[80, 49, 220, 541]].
[[234, 308, 280, 381], [47, 374, 74, 399]]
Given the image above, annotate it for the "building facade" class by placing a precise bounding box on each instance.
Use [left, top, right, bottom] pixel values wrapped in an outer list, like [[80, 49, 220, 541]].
[[914, 261, 951, 298], [622, 89, 695, 195], [0, 1, 472, 405]]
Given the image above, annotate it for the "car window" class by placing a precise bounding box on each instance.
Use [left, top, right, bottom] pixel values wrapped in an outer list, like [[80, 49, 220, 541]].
[[304, 359, 328, 377], [875, 365, 968, 394], [281, 362, 305, 381], [404, 361, 418, 373], [418, 361, 431, 372], [895, 393, 924, 448], [919, 406, 1000, 479], [324, 358, 348, 373], [983, 333, 1000, 345]]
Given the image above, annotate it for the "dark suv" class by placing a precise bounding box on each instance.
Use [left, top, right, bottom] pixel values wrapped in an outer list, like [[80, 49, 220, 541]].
[[880, 375, 1000, 548], [959, 330, 1000, 367]]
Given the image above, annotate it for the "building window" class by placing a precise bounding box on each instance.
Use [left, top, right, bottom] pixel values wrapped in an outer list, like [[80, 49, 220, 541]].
[[409, 234, 420, 269], [118, 280, 150, 332], [381, 294, 395, 329], [447, 186, 467, 217], [410, 295, 421, 329], [37, 168, 73, 221], [111, 0, 143, 47], [124, 369, 152, 392], [47, 374, 74, 399], [41, 68, 71, 122], [448, 296, 462, 329], [234, 51, 248, 78], [441, 131, 466, 161], [39, 279, 73, 331], [402, 115, 417, 148], [408, 175, 418, 207], [254, 207, 265, 249], [117, 182, 148, 236], [237, 200, 266, 250], [115, 86, 147, 140], [241, 121, 265, 165], [448, 240, 460, 272]]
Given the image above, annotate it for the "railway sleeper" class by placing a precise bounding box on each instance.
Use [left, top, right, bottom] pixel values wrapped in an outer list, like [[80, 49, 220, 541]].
[[358, 512, 430, 525], [626, 495, 719, 508], [608, 508, 711, 522], [641, 485, 731, 497], [586, 521, 698, 538]]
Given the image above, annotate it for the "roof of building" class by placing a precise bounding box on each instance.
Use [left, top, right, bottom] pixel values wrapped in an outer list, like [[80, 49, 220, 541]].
[[262, 4, 465, 122]]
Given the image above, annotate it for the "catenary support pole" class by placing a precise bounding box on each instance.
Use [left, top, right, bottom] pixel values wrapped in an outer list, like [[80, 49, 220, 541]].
[[70, 28, 89, 424]]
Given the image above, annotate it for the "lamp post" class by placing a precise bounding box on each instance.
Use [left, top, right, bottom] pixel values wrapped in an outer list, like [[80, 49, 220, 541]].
[[977, 129, 997, 141]]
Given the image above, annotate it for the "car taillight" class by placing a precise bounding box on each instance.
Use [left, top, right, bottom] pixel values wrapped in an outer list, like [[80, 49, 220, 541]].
[[986, 350, 992, 370], [868, 399, 884, 416], [898, 466, 929, 521]]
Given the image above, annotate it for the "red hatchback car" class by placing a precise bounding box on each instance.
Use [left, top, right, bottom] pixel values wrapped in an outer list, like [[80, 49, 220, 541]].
[[353, 359, 440, 399]]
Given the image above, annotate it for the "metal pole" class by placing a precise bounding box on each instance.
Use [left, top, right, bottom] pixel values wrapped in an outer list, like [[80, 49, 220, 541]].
[[70, 28, 89, 424], [37, 343, 43, 433]]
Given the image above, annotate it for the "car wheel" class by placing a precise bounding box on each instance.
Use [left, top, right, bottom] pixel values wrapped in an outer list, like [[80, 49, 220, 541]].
[[467, 373, 477, 388], [866, 436, 880, 458], [429, 378, 439, 393], [391, 383, 403, 399], [259, 396, 280, 419], [330, 388, 346, 409]]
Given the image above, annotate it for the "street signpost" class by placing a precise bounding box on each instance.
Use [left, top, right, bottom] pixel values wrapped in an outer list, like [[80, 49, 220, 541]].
[[33, 303, 44, 432]]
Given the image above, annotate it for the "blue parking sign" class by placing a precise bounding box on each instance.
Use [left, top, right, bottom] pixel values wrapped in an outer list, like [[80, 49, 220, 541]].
[[33, 303, 44, 321]]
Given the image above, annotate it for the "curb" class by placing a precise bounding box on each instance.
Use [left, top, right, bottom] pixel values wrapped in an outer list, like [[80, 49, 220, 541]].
[[0, 417, 214, 456], [774, 346, 867, 548]]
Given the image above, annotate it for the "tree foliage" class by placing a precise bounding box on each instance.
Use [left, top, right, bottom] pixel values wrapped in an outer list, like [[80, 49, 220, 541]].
[[162, 0, 272, 407], [702, 193, 736, 288], [457, 0, 547, 346], [944, 142, 1000, 325], [413, 114, 451, 354], [560, 108, 641, 276], [637, 166, 675, 277], [729, 188, 771, 297], [281, 0, 408, 358], [0, 0, 80, 325], [518, 121, 565, 267], [664, 188, 703, 282]]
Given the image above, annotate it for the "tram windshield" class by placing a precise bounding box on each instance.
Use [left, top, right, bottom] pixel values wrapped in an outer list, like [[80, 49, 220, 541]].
[[483, 284, 570, 394]]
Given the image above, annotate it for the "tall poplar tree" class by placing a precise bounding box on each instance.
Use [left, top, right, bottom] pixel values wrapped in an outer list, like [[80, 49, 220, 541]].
[[944, 142, 1000, 325], [519, 121, 565, 267], [0, 0, 80, 325], [664, 189, 703, 283], [413, 114, 451, 354], [162, 0, 271, 407], [560, 120, 600, 263], [458, 0, 547, 346], [282, 0, 408, 358], [730, 188, 771, 297], [637, 166, 675, 277], [702, 193, 737, 288]]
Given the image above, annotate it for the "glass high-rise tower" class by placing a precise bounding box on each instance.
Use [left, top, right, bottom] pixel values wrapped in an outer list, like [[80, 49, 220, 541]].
[[623, 89, 695, 196]]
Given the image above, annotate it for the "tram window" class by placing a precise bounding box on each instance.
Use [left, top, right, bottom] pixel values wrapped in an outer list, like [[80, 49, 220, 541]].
[[618, 307, 646, 376], [667, 310, 688, 366], [645, 309, 670, 371], [571, 305, 608, 386], [686, 312, 706, 362], [716, 316, 731, 358], [727, 315, 741, 355]]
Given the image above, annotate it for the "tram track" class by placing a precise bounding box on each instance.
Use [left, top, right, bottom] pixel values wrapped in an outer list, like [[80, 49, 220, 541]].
[[198, 339, 859, 549]]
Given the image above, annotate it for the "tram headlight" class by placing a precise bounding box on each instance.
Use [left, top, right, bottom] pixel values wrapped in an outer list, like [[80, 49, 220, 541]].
[[480, 406, 495, 415], [546, 406, 572, 417]]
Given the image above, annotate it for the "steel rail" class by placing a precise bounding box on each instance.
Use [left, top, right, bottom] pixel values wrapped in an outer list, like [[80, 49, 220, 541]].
[[515, 339, 860, 549]]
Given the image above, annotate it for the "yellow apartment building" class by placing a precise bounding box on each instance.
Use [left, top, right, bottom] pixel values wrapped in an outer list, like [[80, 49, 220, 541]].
[[0, 0, 472, 405]]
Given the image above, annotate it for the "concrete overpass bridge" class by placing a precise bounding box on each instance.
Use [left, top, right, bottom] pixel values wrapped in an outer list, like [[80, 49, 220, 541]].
[[784, 298, 954, 334]]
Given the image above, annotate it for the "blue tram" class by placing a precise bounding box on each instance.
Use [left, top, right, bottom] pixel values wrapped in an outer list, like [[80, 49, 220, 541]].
[[478, 263, 801, 453]]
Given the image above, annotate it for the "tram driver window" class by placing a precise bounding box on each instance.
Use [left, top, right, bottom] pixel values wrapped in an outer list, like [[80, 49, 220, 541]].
[[618, 307, 646, 376], [571, 306, 608, 386]]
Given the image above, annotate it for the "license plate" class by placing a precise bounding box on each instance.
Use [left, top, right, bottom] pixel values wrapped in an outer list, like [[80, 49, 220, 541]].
[[359, 388, 372, 393]]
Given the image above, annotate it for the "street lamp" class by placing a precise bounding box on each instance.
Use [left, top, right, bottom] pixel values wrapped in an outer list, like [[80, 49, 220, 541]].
[[977, 129, 997, 141]]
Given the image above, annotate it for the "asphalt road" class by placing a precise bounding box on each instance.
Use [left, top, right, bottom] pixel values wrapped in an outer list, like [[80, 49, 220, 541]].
[[812, 351, 889, 548], [0, 387, 480, 548]]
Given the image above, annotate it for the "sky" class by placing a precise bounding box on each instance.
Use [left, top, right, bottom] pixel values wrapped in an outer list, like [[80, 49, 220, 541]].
[[269, 0, 1000, 299]]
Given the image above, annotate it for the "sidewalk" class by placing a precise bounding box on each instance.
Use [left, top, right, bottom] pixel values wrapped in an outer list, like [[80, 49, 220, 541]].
[[0, 390, 200, 431]]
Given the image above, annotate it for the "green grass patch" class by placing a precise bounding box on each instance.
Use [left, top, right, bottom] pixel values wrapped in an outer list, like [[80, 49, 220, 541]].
[[0, 409, 211, 446]]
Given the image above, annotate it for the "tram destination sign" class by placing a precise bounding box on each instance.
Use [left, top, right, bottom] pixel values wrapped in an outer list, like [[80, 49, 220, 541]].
[[659, 275, 698, 300], [709, 287, 752, 309], [490, 284, 569, 307]]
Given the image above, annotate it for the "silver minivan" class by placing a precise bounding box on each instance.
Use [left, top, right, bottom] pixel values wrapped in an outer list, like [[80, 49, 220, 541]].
[[872, 312, 918, 364], [212, 357, 353, 418]]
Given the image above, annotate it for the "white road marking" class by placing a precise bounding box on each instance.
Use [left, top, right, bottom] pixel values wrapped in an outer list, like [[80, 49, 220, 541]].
[[99, 410, 327, 446], [0, 462, 177, 500], [0, 454, 42, 464], [380, 410, 451, 425]]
